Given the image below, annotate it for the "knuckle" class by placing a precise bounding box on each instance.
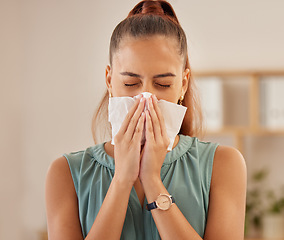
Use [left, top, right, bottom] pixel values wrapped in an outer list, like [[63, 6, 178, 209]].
[[157, 137, 169, 148], [147, 124, 153, 133], [114, 135, 121, 144], [129, 117, 136, 126], [136, 126, 141, 133], [152, 117, 159, 124], [158, 140, 164, 147]]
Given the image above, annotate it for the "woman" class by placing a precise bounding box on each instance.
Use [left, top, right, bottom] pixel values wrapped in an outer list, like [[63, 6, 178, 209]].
[[45, 1, 247, 239]]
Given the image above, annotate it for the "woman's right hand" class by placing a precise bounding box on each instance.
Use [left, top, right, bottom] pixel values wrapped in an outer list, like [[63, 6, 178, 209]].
[[113, 95, 146, 186]]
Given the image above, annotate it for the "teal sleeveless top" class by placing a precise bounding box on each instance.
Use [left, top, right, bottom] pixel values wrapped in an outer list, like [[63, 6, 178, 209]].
[[63, 134, 218, 239]]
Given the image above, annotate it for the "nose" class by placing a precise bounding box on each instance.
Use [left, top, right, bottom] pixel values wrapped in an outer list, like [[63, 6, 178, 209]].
[[141, 81, 154, 95]]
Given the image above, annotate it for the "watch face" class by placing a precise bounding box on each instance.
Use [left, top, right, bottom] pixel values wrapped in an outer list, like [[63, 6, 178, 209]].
[[156, 194, 171, 210]]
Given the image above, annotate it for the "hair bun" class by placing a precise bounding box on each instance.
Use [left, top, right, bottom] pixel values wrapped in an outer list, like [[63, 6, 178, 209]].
[[128, 0, 180, 24], [141, 1, 164, 15]]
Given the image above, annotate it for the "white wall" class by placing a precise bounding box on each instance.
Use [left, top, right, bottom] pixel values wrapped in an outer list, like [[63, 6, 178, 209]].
[[178, 1, 284, 71], [1, 0, 284, 239], [1, 1, 23, 239]]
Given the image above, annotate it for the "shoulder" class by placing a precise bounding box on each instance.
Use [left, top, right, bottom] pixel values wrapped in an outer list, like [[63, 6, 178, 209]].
[[213, 145, 246, 175], [49, 148, 95, 194], [204, 146, 247, 238], [45, 156, 84, 239], [47, 156, 70, 174], [46, 156, 75, 195], [211, 145, 247, 190], [48, 155, 69, 172], [46, 150, 86, 184], [45, 156, 78, 223], [45, 156, 79, 219]]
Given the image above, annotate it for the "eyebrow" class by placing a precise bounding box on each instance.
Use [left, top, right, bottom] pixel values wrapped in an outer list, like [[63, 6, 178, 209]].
[[120, 72, 176, 78], [153, 73, 176, 78], [120, 72, 141, 78]]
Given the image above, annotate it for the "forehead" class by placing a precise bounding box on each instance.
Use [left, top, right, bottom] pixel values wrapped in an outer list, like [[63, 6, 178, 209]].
[[119, 35, 178, 48], [112, 35, 183, 71]]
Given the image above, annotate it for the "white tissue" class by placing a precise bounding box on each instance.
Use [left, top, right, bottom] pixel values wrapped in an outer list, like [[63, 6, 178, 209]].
[[108, 92, 187, 151]]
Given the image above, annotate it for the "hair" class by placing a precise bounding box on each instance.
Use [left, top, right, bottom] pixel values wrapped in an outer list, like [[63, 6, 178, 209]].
[[92, 0, 204, 144]]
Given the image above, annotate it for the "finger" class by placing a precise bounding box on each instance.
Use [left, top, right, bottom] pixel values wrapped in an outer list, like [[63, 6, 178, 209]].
[[132, 111, 145, 144], [117, 94, 143, 135], [125, 97, 146, 139], [145, 110, 155, 142], [147, 96, 162, 141], [152, 95, 168, 139]]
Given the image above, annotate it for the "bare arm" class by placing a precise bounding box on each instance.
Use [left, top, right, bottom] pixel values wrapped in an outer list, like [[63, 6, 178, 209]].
[[45, 157, 133, 240], [140, 95, 247, 239], [45, 156, 84, 240], [142, 177, 204, 240], [142, 146, 247, 240], [140, 95, 204, 239], [85, 176, 133, 239], [203, 146, 247, 240], [46, 96, 146, 240]]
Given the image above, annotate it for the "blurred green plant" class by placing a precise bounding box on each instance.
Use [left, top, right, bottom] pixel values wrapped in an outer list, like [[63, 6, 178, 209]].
[[266, 188, 284, 214], [245, 168, 284, 235], [246, 168, 269, 231]]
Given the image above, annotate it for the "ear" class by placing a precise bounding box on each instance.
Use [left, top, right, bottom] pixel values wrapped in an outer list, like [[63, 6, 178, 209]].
[[181, 68, 190, 96], [105, 65, 112, 93]]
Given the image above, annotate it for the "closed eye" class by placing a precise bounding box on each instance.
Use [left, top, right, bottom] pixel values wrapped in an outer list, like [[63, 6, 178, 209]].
[[124, 83, 171, 88], [156, 83, 171, 88], [124, 83, 138, 87]]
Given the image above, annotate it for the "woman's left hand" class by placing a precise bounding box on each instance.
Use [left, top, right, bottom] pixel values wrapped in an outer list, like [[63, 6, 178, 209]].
[[139, 95, 170, 183]]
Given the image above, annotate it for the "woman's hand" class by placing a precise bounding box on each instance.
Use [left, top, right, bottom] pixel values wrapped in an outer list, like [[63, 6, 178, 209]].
[[139, 95, 170, 183], [113, 95, 146, 186]]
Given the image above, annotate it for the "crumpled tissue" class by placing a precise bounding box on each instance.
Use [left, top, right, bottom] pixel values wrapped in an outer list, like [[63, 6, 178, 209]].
[[108, 92, 187, 151]]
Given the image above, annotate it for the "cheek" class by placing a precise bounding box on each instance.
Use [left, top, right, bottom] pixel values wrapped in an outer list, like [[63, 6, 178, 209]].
[[155, 90, 181, 104], [158, 83, 183, 103], [110, 78, 122, 96]]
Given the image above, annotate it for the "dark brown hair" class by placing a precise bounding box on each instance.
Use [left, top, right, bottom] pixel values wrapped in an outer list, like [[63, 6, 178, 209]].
[[109, 1, 187, 67], [92, 0, 203, 144]]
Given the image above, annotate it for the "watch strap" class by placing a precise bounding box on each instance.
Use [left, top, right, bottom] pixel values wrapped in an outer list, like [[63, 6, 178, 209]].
[[146, 201, 157, 211], [146, 195, 175, 211]]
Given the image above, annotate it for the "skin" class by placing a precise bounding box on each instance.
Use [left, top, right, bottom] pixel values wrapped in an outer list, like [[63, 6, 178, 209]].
[[45, 35, 247, 240]]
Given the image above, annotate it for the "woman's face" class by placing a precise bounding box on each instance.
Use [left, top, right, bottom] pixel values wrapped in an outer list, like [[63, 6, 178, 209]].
[[106, 35, 189, 103]]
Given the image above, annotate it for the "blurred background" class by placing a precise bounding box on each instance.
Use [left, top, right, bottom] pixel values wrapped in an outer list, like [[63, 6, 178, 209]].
[[1, 0, 284, 239]]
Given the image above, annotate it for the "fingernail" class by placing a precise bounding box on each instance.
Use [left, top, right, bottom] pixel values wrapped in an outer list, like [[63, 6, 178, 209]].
[[153, 95, 158, 101], [140, 97, 144, 102]]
